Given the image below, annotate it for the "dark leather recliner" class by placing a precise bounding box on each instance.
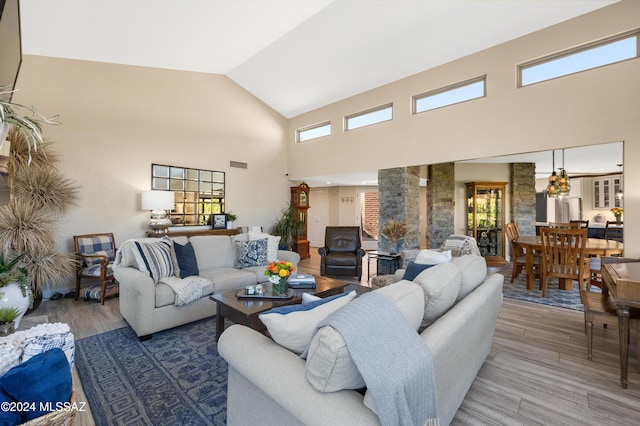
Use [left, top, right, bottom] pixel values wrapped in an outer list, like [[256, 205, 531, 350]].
[[318, 226, 366, 281]]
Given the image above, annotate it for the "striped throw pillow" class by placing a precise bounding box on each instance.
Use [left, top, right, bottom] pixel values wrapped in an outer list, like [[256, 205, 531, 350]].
[[132, 236, 174, 283]]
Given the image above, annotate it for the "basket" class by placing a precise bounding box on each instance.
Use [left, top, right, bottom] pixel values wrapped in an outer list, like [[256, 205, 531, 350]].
[[21, 388, 76, 426]]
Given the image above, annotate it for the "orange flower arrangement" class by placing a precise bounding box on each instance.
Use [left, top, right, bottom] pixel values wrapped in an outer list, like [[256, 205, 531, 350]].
[[264, 261, 295, 279]]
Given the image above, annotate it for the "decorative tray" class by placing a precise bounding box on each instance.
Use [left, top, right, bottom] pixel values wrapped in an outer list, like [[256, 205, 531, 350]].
[[236, 289, 295, 299]]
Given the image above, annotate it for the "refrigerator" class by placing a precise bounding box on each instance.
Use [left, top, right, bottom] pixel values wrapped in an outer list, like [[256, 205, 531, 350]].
[[551, 197, 582, 223]]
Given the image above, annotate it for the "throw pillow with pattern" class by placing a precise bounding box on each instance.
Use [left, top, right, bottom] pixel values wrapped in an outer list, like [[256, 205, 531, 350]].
[[235, 238, 268, 269], [132, 236, 174, 283]]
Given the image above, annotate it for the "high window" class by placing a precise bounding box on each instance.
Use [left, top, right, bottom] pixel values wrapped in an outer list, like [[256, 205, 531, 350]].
[[519, 31, 639, 87], [345, 103, 393, 131], [297, 122, 331, 142], [413, 76, 486, 114]]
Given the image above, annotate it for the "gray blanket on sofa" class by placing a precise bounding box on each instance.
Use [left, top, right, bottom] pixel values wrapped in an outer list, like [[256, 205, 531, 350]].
[[309, 292, 439, 426]]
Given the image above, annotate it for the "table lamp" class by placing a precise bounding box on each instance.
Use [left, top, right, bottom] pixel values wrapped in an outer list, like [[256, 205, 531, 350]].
[[141, 190, 174, 235]]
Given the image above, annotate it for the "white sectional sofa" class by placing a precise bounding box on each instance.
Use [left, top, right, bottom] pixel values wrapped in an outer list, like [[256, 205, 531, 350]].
[[218, 254, 503, 425], [113, 233, 300, 340]]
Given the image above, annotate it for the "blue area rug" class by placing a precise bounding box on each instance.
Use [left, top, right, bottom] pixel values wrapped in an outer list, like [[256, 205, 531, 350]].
[[75, 317, 226, 425], [498, 264, 596, 311]]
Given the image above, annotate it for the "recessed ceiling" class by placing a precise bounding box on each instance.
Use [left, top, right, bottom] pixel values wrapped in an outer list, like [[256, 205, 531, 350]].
[[19, 0, 617, 118]]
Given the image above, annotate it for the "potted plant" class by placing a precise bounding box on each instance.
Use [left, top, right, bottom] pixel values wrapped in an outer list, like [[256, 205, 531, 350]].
[[0, 90, 79, 311], [0, 252, 32, 329], [0, 306, 21, 336], [225, 211, 238, 229], [271, 203, 305, 250]]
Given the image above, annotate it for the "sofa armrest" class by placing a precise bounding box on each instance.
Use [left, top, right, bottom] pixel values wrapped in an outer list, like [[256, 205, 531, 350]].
[[318, 247, 328, 257], [113, 266, 156, 336], [277, 250, 301, 269], [218, 325, 379, 426]]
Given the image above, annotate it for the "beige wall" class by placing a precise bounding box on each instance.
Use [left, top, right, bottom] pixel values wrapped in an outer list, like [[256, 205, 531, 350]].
[[288, 0, 640, 257], [11, 56, 290, 256]]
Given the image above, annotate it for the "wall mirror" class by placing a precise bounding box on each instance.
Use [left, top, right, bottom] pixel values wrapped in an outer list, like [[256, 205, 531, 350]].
[[151, 164, 225, 227]]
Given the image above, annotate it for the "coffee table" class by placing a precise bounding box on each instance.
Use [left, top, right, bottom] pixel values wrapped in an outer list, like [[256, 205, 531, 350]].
[[210, 275, 349, 341]]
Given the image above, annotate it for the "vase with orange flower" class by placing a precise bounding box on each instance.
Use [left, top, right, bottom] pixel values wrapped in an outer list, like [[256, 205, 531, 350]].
[[264, 261, 295, 296]]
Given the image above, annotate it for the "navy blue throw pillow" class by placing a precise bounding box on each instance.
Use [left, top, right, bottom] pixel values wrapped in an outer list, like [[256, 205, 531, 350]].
[[0, 348, 72, 422], [174, 241, 200, 278], [402, 261, 435, 281]]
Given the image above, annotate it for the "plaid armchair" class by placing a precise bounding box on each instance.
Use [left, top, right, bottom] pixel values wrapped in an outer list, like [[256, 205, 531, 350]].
[[73, 233, 118, 304]]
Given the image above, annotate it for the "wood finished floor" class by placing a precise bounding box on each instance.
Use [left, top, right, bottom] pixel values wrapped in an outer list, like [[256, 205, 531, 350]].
[[33, 251, 640, 425]]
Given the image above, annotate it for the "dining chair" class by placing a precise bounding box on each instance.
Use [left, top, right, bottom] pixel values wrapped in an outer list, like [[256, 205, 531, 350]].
[[578, 256, 640, 363], [539, 227, 590, 298], [504, 222, 538, 283], [605, 220, 623, 242], [570, 220, 589, 228], [549, 222, 581, 229]]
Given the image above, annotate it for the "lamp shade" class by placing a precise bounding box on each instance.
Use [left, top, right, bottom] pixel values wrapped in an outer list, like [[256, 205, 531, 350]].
[[141, 190, 174, 211]]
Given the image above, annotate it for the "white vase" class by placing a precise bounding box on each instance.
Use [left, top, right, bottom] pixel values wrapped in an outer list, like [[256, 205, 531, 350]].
[[0, 282, 31, 329], [226, 221, 234, 229]]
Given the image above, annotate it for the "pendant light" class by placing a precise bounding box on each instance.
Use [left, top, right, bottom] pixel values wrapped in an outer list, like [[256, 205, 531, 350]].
[[545, 150, 559, 198], [556, 149, 571, 199], [616, 163, 624, 200]]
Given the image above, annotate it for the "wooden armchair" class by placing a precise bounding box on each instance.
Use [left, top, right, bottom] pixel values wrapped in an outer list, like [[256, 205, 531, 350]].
[[73, 233, 119, 304]]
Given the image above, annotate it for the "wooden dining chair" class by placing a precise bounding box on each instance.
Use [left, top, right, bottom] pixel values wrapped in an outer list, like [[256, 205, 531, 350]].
[[578, 256, 640, 363], [570, 220, 589, 228], [539, 227, 590, 298], [549, 222, 581, 229], [605, 220, 623, 242], [504, 222, 538, 283]]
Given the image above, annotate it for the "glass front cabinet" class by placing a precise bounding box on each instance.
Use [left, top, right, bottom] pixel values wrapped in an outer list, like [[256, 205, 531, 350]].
[[466, 182, 507, 258]]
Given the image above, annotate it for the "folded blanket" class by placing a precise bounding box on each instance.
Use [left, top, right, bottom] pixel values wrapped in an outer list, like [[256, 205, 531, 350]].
[[160, 276, 211, 306], [307, 292, 439, 426]]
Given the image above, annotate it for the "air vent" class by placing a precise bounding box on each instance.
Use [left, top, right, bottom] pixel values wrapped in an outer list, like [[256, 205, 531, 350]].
[[230, 161, 247, 169]]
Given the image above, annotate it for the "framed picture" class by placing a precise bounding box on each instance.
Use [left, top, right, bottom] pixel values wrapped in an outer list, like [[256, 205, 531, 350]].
[[212, 214, 227, 229]]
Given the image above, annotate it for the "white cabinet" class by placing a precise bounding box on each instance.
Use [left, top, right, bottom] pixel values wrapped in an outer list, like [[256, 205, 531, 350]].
[[592, 175, 622, 209]]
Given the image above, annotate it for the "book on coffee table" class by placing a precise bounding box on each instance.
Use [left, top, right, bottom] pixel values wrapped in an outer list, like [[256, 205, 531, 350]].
[[288, 273, 316, 288]]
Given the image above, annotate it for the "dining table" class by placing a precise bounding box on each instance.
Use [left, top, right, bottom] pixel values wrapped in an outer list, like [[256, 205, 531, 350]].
[[601, 261, 640, 388], [515, 235, 624, 291]]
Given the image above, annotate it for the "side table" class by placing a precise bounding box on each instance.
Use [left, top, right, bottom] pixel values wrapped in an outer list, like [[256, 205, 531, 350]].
[[367, 251, 402, 281]]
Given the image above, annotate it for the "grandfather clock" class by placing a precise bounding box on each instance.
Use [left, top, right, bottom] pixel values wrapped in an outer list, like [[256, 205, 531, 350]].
[[291, 182, 310, 259]]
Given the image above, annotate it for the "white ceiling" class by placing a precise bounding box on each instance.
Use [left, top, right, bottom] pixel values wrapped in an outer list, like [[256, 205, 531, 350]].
[[16, 0, 620, 186]]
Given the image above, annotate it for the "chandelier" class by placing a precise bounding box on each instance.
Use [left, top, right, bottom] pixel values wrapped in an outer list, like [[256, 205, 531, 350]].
[[545, 151, 559, 198], [556, 149, 571, 199], [545, 149, 571, 198]]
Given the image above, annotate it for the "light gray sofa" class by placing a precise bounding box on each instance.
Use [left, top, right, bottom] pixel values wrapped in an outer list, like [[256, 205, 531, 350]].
[[113, 233, 300, 339], [218, 255, 503, 425]]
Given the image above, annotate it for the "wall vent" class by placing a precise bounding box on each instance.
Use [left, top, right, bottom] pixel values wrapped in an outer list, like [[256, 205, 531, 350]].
[[230, 161, 248, 169]]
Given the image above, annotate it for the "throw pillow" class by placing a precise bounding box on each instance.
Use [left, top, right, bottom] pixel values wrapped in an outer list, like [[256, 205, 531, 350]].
[[259, 290, 357, 354], [173, 241, 200, 278], [248, 232, 281, 262], [132, 236, 174, 284], [0, 348, 72, 422], [234, 238, 268, 269], [304, 280, 425, 393], [402, 261, 435, 281], [414, 249, 452, 265], [451, 255, 487, 301], [413, 262, 461, 328]]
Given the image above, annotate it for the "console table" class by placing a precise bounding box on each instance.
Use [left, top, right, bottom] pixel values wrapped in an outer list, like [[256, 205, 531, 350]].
[[147, 228, 240, 238], [602, 262, 640, 388]]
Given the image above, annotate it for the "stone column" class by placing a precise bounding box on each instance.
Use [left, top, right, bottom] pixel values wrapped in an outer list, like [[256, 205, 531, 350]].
[[510, 163, 536, 235], [427, 162, 455, 249], [378, 167, 420, 251]]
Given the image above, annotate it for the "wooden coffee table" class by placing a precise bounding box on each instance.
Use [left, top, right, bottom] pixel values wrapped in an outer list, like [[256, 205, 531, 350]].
[[210, 275, 349, 341]]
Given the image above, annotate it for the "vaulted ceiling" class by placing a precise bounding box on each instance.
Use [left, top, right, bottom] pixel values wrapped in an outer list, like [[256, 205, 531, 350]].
[[13, 0, 623, 185], [19, 0, 617, 118]]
